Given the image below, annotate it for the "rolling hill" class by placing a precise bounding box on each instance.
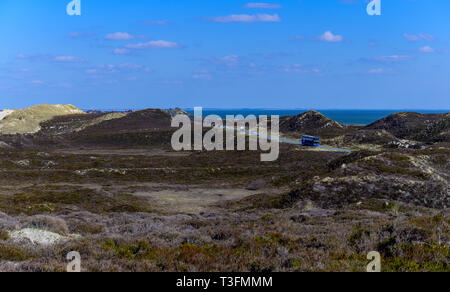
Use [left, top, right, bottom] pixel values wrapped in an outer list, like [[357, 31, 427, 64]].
[[364, 112, 446, 139], [0, 104, 84, 135]]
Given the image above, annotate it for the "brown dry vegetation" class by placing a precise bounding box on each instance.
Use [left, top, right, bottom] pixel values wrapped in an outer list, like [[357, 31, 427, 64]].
[[0, 143, 448, 272]]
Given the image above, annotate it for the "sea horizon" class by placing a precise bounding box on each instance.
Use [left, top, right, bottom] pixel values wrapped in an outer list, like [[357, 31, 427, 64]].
[[184, 109, 450, 126], [72, 108, 450, 125]]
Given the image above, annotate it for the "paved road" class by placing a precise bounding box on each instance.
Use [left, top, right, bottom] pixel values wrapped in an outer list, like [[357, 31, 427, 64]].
[[224, 126, 352, 153]]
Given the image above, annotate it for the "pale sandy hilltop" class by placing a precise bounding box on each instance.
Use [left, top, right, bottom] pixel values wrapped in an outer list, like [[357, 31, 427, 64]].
[[0, 104, 85, 135]]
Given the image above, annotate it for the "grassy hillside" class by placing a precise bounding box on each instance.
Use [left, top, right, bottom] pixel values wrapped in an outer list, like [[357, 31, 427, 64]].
[[365, 112, 445, 139], [0, 104, 85, 135]]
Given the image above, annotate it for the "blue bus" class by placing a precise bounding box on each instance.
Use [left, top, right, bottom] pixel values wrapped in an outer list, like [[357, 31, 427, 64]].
[[302, 135, 320, 147]]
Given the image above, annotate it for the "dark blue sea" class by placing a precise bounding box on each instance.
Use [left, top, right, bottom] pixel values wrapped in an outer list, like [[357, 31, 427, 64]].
[[185, 109, 449, 125]]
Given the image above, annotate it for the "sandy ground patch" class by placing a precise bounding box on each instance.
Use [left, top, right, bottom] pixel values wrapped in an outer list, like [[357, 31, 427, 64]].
[[8, 228, 67, 246], [134, 188, 262, 214]]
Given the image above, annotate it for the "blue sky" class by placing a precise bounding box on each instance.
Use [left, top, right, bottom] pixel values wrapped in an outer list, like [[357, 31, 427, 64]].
[[0, 0, 449, 109]]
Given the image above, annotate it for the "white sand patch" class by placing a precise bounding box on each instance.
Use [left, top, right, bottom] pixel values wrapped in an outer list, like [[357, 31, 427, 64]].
[[8, 228, 67, 246], [0, 110, 15, 121], [0, 141, 12, 148]]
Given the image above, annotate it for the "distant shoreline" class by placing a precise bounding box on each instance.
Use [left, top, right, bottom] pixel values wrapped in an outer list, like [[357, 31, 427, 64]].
[[77, 108, 449, 126], [184, 109, 449, 126]]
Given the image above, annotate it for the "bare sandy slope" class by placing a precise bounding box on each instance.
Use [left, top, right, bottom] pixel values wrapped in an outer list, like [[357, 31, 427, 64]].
[[0, 110, 15, 121], [0, 104, 84, 135]]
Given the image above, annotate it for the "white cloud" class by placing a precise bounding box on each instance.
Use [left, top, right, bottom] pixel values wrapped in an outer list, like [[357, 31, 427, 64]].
[[125, 40, 181, 49], [192, 74, 212, 80], [112, 48, 132, 55], [403, 33, 435, 41], [98, 64, 117, 70], [204, 55, 240, 67], [317, 31, 343, 42], [280, 64, 308, 73], [117, 63, 151, 71], [16, 54, 42, 61], [278, 64, 321, 74], [85, 69, 98, 74], [16, 54, 87, 63], [418, 46, 435, 53], [206, 14, 281, 23], [367, 68, 396, 75], [67, 32, 95, 38], [85, 63, 151, 76], [140, 20, 168, 25], [105, 32, 146, 41], [17, 54, 85, 63], [244, 3, 282, 9], [373, 55, 411, 62], [53, 56, 84, 63], [368, 68, 385, 74]]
